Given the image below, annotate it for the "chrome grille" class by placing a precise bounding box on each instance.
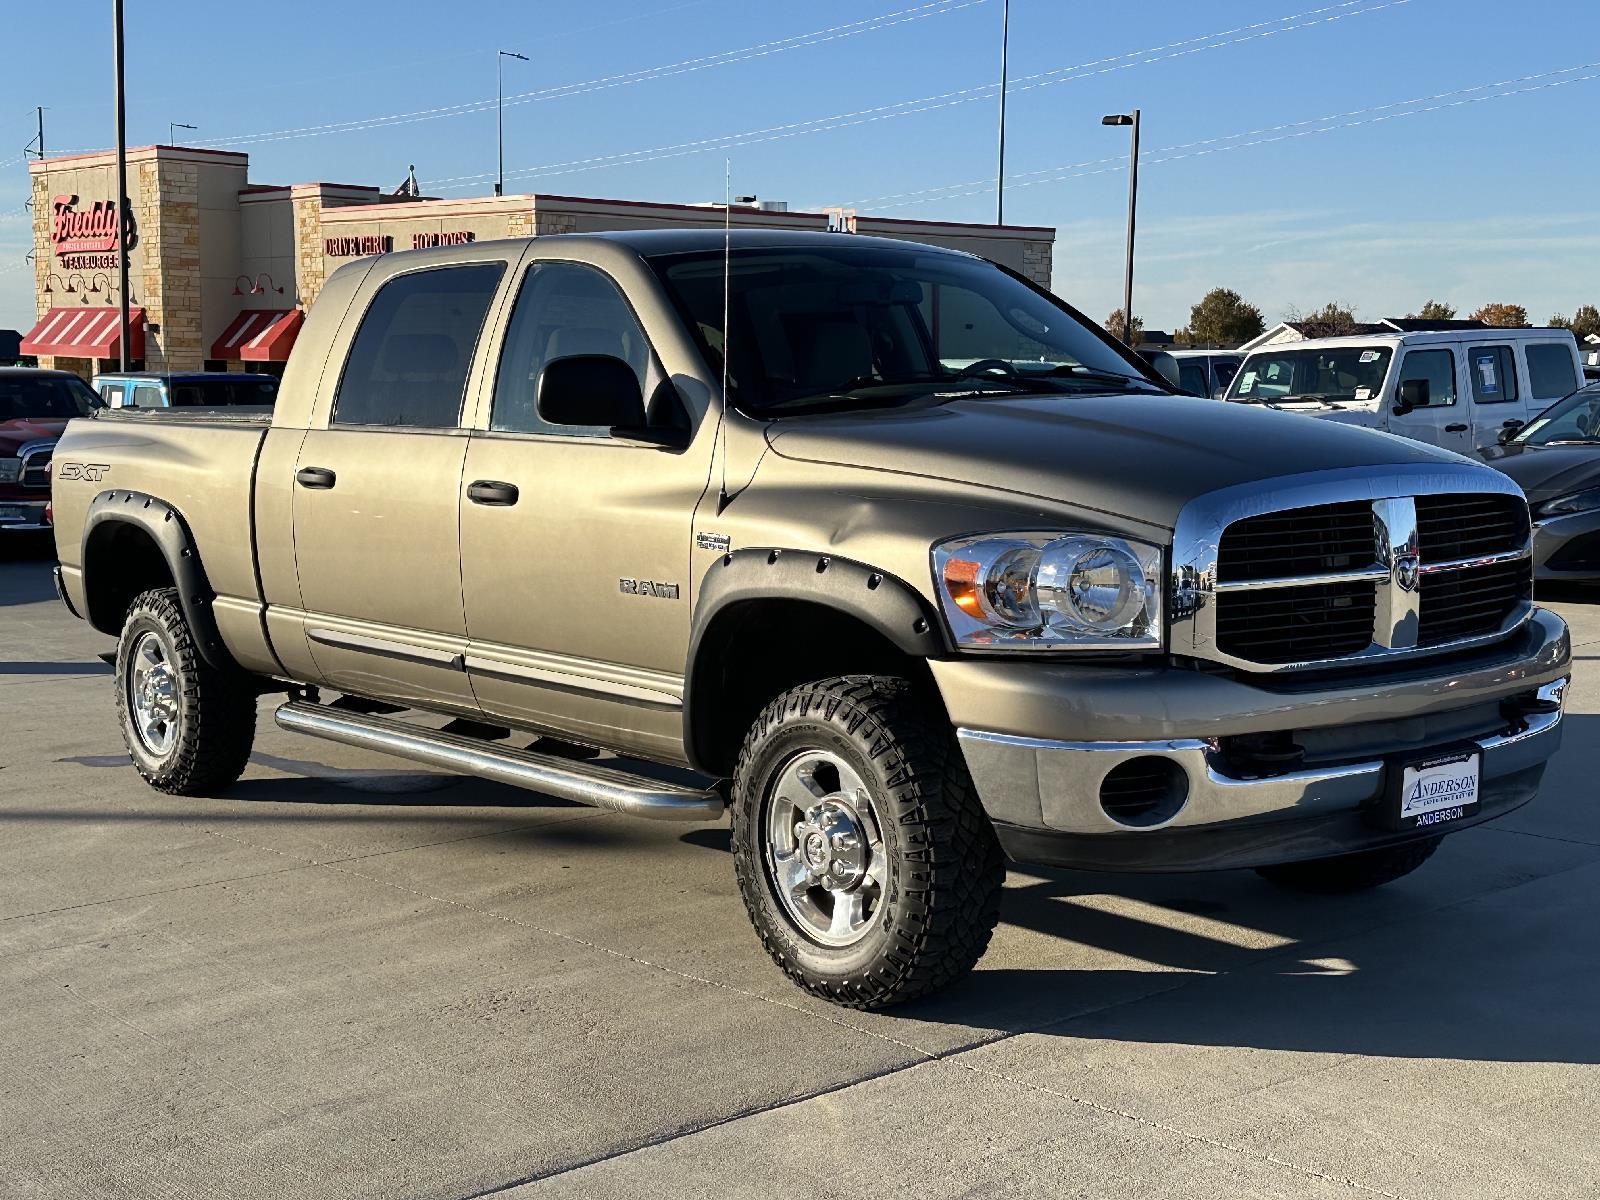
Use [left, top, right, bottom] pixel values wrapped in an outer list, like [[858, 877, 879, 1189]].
[[1199, 488, 1532, 671], [20, 442, 53, 489]]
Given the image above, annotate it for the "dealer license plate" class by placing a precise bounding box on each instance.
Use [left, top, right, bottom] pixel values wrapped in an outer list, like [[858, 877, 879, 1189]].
[[1381, 749, 1482, 831]]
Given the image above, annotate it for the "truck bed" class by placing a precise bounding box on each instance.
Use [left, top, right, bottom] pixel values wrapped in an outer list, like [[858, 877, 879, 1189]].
[[95, 405, 275, 426]]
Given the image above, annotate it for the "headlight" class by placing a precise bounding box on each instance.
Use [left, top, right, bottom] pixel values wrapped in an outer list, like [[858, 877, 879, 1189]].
[[933, 532, 1164, 650], [0, 458, 20, 483], [1536, 488, 1600, 519]]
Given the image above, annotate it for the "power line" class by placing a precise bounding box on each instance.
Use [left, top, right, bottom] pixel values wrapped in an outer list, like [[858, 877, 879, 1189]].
[[196, 0, 989, 149], [425, 0, 1414, 191], [853, 61, 1600, 211]]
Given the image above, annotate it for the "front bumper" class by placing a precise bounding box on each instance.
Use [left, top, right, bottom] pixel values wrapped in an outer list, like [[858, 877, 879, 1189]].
[[0, 499, 49, 532], [1533, 510, 1600, 581], [939, 609, 1571, 872]]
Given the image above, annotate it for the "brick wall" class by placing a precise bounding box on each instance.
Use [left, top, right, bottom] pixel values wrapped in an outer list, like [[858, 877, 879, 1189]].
[[138, 159, 203, 372]]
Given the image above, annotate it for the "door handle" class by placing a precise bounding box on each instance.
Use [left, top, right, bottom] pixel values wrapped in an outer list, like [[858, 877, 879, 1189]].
[[467, 479, 520, 506], [296, 466, 337, 489], [1502, 419, 1525, 429], [1443, 423, 1469, 433]]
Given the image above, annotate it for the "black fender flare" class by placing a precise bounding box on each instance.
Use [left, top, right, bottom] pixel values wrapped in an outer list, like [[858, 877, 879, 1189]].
[[682, 548, 947, 770], [82, 490, 232, 670]]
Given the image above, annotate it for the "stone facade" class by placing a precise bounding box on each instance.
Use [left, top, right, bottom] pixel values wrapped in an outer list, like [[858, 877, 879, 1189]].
[[292, 189, 328, 310], [1021, 239, 1053, 289], [137, 158, 203, 372]]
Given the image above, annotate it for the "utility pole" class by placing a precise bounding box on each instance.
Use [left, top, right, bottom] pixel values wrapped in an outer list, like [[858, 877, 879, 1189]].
[[496, 50, 529, 197], [114, 0, 131, 369], [995, 0, 1009, 225], [34, 107, 44, 159], [1102, 109, 1141, 345]]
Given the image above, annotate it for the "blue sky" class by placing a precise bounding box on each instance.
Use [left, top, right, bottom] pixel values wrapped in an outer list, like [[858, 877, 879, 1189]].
[[3, 0, 1597, 332]]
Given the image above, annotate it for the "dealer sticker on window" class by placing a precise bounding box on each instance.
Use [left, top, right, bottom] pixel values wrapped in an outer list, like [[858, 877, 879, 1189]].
[[1399, 751, 1481, 825]]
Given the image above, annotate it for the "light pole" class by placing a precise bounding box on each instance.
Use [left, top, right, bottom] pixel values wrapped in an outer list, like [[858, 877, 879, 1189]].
[[1102, 110, 1141, 346], [496, 50, 529, 197], [995, 0, 1010, 225], [113, 0, 130, 369], [170, 121, 196, 145]]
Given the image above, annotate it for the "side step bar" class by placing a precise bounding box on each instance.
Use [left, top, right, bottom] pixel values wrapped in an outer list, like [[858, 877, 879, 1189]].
[[273, 702, 724, 822]]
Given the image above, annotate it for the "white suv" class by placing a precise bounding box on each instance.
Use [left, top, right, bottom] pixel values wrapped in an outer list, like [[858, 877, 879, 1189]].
[[1225, 329, 1584, 455]]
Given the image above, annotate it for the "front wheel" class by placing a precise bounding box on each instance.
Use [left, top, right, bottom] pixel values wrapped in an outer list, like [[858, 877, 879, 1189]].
[[731, 676, 1004, 1010], [115, 587, 257, 795], [1254, 836, 1443, 894]]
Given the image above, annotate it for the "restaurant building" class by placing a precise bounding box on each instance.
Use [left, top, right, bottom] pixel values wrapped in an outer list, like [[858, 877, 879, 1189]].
[[22, 145, 1056, 380]]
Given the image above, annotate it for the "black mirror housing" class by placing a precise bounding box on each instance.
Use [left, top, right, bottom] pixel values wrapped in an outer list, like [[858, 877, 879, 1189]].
[[537, 355, 646, 429], [1396, 378, 1429, 414]]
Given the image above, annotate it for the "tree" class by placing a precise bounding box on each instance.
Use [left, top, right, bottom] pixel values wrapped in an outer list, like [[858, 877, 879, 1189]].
[[1287, 302, 1358, 337], [1105, 308, 1143, 345], [1187, 288, 1265, 346], [1555, 303, 1600, 342], [1468, 302, 1529, 328], [1408, 299, 1456, 321]]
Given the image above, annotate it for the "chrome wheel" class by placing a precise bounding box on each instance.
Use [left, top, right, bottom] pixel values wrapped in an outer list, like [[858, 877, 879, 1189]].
[[127, 631, 180, 757], [763, 749, 887, 948]]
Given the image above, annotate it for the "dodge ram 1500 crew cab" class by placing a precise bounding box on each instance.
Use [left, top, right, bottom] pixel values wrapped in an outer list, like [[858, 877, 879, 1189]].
[[50, 230, 1571, 1009]]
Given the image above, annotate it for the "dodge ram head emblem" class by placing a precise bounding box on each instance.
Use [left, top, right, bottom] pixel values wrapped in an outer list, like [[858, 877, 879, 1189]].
[[1394, 553, 1421, 594]]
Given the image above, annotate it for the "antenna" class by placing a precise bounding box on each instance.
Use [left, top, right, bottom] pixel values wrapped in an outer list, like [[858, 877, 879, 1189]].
[[717, 163, 757, 513]]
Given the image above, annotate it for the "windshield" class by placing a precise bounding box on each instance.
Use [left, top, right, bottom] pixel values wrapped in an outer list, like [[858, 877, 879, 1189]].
[[168, 378, 279, 407], [1227, 346, 1393, 405], [0, 374, 100, 420], [648, 245, 1158, 414], [1515, 384, 1600, 445]]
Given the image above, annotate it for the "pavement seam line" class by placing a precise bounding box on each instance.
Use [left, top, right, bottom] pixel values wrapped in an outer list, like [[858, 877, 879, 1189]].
[[945, 1056, 1409, 1198]]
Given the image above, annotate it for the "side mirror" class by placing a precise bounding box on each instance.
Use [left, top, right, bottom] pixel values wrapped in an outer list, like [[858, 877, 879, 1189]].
[[1395, 378, 1429, 415], [537, 355, 645, 429], [1146, 351, 1182, 389]]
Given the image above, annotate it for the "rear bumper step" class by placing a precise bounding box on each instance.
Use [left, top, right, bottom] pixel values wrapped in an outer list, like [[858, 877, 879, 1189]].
[[273, 701, 724, 822]]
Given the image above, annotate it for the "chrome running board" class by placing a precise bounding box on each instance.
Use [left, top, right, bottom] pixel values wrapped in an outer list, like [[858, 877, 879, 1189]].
[[273, 701, 724, 821]]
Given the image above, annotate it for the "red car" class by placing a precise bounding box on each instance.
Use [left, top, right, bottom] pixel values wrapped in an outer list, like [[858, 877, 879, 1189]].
[[0, 368, 102, 534]]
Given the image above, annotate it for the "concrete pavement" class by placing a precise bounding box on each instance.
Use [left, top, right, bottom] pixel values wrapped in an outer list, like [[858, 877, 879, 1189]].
[[2, 540, 1597, 1199]]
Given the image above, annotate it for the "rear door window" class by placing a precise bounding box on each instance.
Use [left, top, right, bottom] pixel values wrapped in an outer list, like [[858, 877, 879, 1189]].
[[130, 384, 164, 407], [1468, 345, 1518, 405], [333, 263, 506, 428], [1526, 343, 1579, 401]]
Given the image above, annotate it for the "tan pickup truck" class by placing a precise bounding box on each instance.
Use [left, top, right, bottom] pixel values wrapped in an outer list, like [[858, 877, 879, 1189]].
[[50, 230, 1571, 1008]]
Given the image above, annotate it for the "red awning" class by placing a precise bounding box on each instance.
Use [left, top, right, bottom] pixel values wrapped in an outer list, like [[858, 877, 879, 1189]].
[[20, 306, 145, 359], [211, 308, 303, 362]]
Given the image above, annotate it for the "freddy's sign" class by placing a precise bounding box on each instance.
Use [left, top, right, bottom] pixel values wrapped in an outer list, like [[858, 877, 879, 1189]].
[[51, 195, 135, 268]]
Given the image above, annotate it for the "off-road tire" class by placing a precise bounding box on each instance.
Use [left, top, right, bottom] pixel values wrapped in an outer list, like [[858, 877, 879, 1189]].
[[115, 587, 257, 795], [1254, 836, 1443, 894], [731, 675, 1004, 1009]]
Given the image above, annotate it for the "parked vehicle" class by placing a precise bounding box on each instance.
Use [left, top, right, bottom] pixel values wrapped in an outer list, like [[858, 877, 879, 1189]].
[[1485, 381, 1600, 581], [0, 367, 101, 533], [1225, 329, 1584, 455], [1139, 347, 1242, 397], [50, 231, 1570, 1008], [94, 371, 279, 410]]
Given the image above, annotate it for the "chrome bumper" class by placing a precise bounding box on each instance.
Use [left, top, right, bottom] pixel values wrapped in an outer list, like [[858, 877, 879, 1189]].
[[0, 500, 49, 531], [957, 677, 1568, 872]]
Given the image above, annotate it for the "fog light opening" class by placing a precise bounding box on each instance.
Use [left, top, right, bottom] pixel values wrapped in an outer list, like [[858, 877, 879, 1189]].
[[1099, 757, 1189, 829]]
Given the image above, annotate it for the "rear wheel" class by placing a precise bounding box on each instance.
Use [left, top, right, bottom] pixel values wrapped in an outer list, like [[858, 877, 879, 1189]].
[[731, 676, 1004, 1010], [115, 588, 257, 795], [1254, 837, 1443, 894]]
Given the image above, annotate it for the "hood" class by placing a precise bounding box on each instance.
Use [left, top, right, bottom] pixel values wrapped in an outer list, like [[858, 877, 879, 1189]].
[[1490, 443, 1600, 505], [0, 417, 68, 456], [764, 393, 1469, 531]]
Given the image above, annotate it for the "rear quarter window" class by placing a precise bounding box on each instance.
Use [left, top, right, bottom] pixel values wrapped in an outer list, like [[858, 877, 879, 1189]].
[[1526, 343, 1579, 402]]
